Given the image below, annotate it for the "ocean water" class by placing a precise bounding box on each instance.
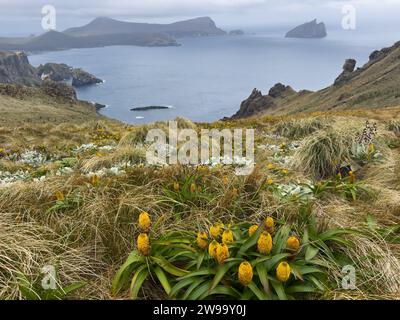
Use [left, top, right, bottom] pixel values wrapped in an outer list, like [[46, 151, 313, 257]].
[[29, 32, 396, 124]]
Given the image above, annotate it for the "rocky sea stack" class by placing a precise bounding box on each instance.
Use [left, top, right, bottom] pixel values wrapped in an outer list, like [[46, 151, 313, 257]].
[[285, 19, 327, 38]]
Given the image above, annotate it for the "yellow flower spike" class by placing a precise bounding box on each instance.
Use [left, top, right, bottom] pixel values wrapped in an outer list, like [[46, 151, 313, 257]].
[[349, 171, 356, 184], [257, 231, 273, 255], [222, 230, 234, 245], [208, 240, 219, 258], [55, 191, 65, 202], [173, 182, 180, 192], [267, 163, 275, 170], [216, 243, 230, 265], [264, 217, 275, 234], [190, 183, 197, 193], [222, 176, 229, 186], [248, 225, 259, 237], [267, 179, 274, 186], [197, 232, 208, 249], [368, 143, 374, 154], [281, 169, 289, 175], [138, 211, 151, 233], [238, 261, 253, 286], [210, 223, 223, 238], [90, 174, 99, 186], [137, 233, 151, 256], [287, 236, 300, 252], [276, 262, 291, 282], [336, 172, 342, 180], [232, 188, 239, 197]]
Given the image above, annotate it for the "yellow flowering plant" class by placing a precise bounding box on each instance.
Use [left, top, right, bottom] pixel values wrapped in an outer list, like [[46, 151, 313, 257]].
[[167, 219, 354, 300], [114, 214, 355, 300]]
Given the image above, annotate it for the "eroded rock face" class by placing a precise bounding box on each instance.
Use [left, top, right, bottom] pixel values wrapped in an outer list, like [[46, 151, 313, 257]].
[[40, 78, 77, 102], [37, 63, 73, 82], [227, 83, 298, 119], [0, 51, 41, 86], [285, 19, 327, 38], [268, 83, 296, 98], [230, 89, 275, 119], [334, 59, 357, 86]]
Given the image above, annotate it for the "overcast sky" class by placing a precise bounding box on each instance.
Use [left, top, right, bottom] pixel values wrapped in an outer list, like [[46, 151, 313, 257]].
[[1, 0, 400, 36]]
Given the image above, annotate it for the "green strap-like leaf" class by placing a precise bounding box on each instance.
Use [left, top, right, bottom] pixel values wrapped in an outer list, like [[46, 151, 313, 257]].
[[152, 256, 189, 277], [248, 282, 269, 300], [112, 250, 144, 294], [305, 245, 319, 261], [182, 278, 207, 300], [286, 284, 317, 294], [130, 266, 149, 300], [210, 261, 238, 291], [187, 281, 212, 300], [170, 277, 199, 298], [270, 280, 287, 301], [256, 264, 271, 297], [196, 252, 205, 270], [238, 225, 263, 256], [153, 266, 171, 295], [201, 286, 241, 300], [178, 269, 215, 280], [264, 253, 291, 271]]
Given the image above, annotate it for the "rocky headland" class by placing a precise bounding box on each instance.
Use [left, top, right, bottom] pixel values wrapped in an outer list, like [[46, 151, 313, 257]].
[[228, 41, 400, 119]]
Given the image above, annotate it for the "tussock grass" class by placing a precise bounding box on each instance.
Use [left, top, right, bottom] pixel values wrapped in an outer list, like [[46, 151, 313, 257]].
[[274, 118, 329, 139], [387, 121, 400, 135], [81, 146, 146, 172], [293, 129, 353, 179], [118, 117, 197, 147], [0, 211, 99, 299]]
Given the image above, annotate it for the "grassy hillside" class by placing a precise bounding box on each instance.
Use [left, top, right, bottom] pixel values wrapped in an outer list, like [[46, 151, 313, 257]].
[[236, 42, 400, 118], [1, 104, 399, 299], [0, 84, 106, 126]]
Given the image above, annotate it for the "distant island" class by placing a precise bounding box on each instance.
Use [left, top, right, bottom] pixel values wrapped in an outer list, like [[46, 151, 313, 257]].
[[285, 19, 327, 38], [0, 16, 227, 52], [229, 30, 245, 36], [131, 106, 171, 111]]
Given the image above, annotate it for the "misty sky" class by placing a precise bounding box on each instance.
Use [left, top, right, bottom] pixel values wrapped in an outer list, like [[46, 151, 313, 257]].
[[1, 0, 400, 36]]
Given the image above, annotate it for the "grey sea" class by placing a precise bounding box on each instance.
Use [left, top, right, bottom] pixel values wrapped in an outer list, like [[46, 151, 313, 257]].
[[29, 30, 398, 124]]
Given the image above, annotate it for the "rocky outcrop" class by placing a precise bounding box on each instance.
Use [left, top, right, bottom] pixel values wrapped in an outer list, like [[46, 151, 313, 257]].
[[0, 51, 41, 86], [40, 78, 77, 102], [285, 19, 327, 38], [334, 59, 357, 86], [229, 83, 296, 119], [268, 83, 296, 98], [72, 69, 103, 87], [37, 63, 103, 87], [37, 63, 73, 82]]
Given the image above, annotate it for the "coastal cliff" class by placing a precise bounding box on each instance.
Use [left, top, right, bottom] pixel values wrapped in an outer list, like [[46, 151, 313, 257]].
[[0, 51, 40, 86]]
